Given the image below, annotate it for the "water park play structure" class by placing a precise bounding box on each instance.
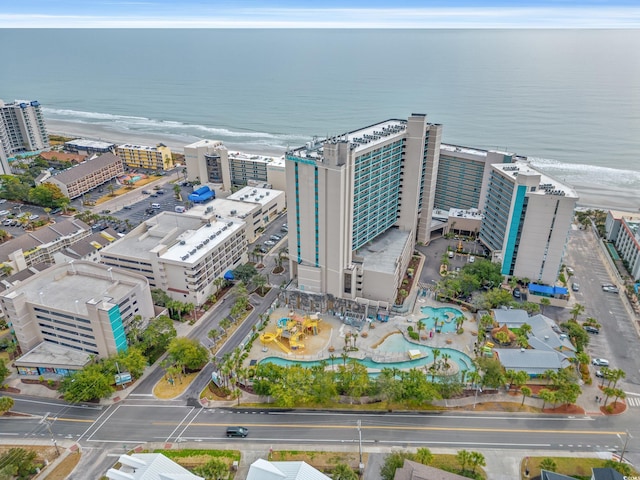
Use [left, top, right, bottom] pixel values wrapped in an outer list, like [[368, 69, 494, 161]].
[[259, 313, 320, 355]]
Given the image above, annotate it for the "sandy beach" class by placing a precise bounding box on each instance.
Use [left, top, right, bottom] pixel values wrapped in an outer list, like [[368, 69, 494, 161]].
[[47, 119, 639, 213], [47, 119, 287, 157]]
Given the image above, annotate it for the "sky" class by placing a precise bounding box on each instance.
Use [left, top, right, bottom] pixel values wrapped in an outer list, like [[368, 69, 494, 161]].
[[1, 0, 639, 28]]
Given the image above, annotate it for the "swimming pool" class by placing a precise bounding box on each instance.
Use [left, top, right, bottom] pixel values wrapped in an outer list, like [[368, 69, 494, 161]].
[[419, 306, 464, 333], [259, 334, 474, 376]]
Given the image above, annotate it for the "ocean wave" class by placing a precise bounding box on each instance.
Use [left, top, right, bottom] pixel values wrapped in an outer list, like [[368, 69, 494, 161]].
[[529, 156, 640, 188], [43, 107, 307, 144]]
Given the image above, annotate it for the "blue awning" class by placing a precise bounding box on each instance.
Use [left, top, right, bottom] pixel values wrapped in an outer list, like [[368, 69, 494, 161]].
[[528, 283, 568, 295], [224, 270, 235, 281]]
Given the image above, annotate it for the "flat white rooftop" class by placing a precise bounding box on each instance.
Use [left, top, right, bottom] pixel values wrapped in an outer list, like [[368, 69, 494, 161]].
[[102, 212, 243, 264], [1, 262, 143, 315], [441, 143, 489, 157], [184, 139, 223, 149], [15, 342, 92, 368], [187, 198, 258, 220], [227, 186, 282, 207], [289, 119, 407, 161], [228, 151, 285, 167], [494, 162, 578, 199], [162, 218, 243, 263], [449, 208, 483, 219]]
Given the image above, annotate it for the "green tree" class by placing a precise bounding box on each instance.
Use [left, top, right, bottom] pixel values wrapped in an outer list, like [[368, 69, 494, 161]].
[[414, 447, 433, 465], [520, 386, 532, 406], [28, 183, 68, 207], [469, 451, 486, 474], [456, 449, 472, 473], [140, 315, 176, 361], [0, 359, 9, 384], [380, 451, 412, 480], [0, 396, 14, 414], [150, 288, 172, 307], [539, 389, 555, 410], [114, 347, 148, 379], [475, 357, 504, 389], [560, 321, 590, 352], [332, 463, 358, 480], [0, 448, 37, 478], [193, 457, 228, 480], [539, 457, 557, 472], [233, 263, 257, 284], [253, 273, 268, 295], [481, 288, 514, 308], [60, 364, 114, 402], [167, 337, 209, 373], [540, 297, 551, 314], [570, 303, 585, 321]]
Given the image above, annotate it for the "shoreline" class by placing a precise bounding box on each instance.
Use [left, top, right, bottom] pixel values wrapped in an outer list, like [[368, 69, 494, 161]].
[[46, 119, 639, 212]]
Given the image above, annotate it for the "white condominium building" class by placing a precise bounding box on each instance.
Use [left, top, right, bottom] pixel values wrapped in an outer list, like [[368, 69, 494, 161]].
[[285, 114, 442, 305], [479, 162, 578, 284], [0, 261, 154, 359], [0, 99, 49, 173], [100, 212, 248, 305]]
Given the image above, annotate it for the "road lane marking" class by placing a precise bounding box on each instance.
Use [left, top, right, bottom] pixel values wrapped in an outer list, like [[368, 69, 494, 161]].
[[267, 412, 596, 422], [81, 405, 121, 442], [52, 418, 94, 423], [164, 407, 195, 444], [153, 422, 624, 436], [173, 409, 203, 443]]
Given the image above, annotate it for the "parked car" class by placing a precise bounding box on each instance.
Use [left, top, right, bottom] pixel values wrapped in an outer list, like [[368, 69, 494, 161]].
[[142, 190, 151, 194], [571, 282, 580, 292], [512, 288, 521, 299], [566, 266, 574, 274], [28, 215, 39, 221], [269, 234, 281, 241], [595, 370, 605, 378], [123, 205, 133, 210], [468, 255, 475, 263], [592, 358, 609, 366], [583, 325, 599, 334], [0, 210, 9, 216], [226, 426, 248, 438], [264, 240, 275, 247], [156, 190, 164, 194], [50, 208, 62, 214], [602, 285, 619, 293], [0, 199, 6, 204]]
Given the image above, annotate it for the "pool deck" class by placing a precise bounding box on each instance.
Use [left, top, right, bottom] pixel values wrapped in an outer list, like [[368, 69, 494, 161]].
[[248, 293, 477, 372]]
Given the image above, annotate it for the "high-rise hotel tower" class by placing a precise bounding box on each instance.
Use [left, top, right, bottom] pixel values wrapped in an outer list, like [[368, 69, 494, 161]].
[[285, 114, 441, 305]]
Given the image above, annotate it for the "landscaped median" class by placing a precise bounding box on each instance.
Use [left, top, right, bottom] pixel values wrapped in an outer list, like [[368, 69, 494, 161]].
[[520, 455, 637, 478]]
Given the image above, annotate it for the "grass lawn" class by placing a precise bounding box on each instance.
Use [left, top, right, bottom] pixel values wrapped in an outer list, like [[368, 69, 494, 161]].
[[521, 456, 638, 479], [154, 449, 240, 474], [270, 450, 364, 476], [153, 372, 199, 399], [46, 451, 82, 480], [431, 454, 487, 479]]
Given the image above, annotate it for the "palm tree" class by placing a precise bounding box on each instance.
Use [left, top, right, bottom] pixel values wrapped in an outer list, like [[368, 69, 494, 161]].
[[469, 451, 486, 474], [416, 319, 425, 338], [207, 328, 219, 343], [253, 273, 268, 295], [341, 352, 349, 367], [107, 183, 116, 196], [456, 449, 471, 473], [539, 389, 555, 409], [0, 263, 13, 277], [414, 447, 434, 465], [520, 386, 532, 406], [332, 463, 358, 480], [610, 368, 626, 389], [570, 303, 585, 321], [540, 457, 557, 472], [540, 297, 551, 314], [441, 353, 451, 371]]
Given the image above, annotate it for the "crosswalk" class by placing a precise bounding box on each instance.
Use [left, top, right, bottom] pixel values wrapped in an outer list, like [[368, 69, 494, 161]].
[[626, 396, 640, 407]]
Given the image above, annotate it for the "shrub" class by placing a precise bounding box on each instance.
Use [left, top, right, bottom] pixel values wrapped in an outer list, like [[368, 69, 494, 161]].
[[457, 328, 464, 334], [408, 331, 419, 341]]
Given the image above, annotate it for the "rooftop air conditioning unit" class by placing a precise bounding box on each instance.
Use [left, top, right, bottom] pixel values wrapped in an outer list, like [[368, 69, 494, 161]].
[[180, 240, 186, 245]]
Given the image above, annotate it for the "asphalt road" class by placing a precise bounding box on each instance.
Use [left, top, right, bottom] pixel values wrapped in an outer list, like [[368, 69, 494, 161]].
[[564, 227, 640, 388], [2, 399, 637, 458]]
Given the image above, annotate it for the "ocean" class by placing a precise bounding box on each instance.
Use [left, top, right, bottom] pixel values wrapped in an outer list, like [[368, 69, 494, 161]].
[[1, 29, 639, 210]]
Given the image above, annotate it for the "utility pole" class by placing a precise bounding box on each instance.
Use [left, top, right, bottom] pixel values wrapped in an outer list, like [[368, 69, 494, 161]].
[[41, 413, 60, 456], [619, 430, 631, 464], [357, 419, 364, 475]]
